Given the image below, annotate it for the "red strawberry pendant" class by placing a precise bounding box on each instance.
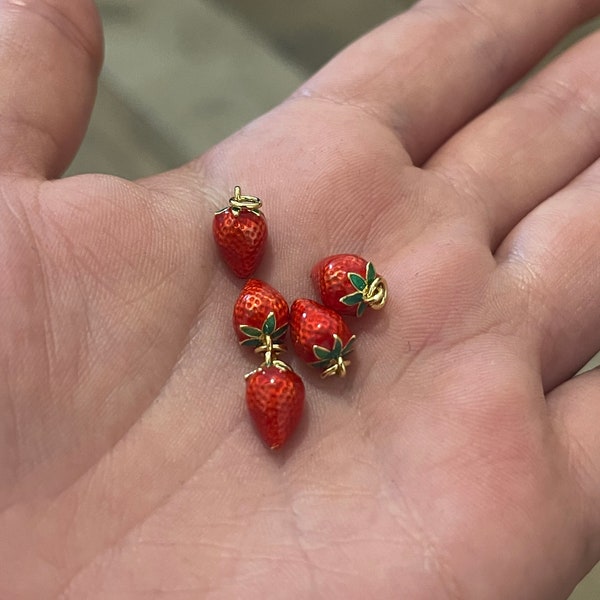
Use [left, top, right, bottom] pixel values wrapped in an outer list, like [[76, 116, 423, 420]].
[[311, 254, 387, 317], [213, 186, 268, 278], [290, 298, 356, 378], [246, 365, 305, 449], [233, 279, 289, 350], [233, 279, 290, 366]]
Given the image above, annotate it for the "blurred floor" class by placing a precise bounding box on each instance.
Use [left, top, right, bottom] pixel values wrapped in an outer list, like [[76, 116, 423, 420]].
[[68, 0, 306, 178], [69, 1, 600, 597]]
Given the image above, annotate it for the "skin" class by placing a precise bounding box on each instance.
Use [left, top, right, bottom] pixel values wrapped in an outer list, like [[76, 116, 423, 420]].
[[1, 0, 600, 598]]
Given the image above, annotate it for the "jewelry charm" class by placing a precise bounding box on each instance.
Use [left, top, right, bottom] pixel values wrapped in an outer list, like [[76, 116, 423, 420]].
[[289, 298, 356, 378], [213, 186, 268, 278], [245, 366, 305, 451], [233, 279, 304, 449], [233, 279, 289, 356], [311, 254, 388, 317]]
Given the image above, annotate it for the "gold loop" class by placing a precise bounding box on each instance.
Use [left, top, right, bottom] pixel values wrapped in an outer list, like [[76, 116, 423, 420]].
[[364, 276, 388, 311], [230, 185, 262, 213], [252, 334, 286, 368], [321, 356, 350, 379]]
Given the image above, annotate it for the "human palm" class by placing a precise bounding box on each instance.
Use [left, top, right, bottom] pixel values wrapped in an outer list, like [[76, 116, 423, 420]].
[[3, 1, 600, 598]]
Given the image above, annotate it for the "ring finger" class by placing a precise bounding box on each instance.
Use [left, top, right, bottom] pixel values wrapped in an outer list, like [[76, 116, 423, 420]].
[[495, 158, 600, 391]]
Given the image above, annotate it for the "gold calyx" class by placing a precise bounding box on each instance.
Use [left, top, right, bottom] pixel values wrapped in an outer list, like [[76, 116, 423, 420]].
[[229, 185, 262, 215], [254, 333, 285, 368], [271, 359, 292, 372], [244, 366, 261, 380], [321, 356, 350, 379], [363, 276, 388, 311], [244, 359, 292, 380], [244, 334, 289, 379]]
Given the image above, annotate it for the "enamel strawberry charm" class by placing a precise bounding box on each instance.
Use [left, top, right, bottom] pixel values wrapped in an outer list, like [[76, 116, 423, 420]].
[[311, 254, 387, 317], [213, 186, 268, 278], [233, 279, 289, 352], [246, 365, 305, 450], [233, 279, 304, 449], [289, 298, 356, 378]]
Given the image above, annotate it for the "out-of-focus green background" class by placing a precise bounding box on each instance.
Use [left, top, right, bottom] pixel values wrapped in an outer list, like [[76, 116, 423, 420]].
[[72, 2, 600, 597]]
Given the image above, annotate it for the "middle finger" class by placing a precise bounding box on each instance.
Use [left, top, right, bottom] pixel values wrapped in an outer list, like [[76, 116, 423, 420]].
[[427, 28, 600, 248]]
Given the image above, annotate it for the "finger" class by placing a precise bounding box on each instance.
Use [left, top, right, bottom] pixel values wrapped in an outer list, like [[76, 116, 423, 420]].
[[0, 0, 103, 179], [301, 0, 600, 164], [428, 29, 600, 247], [547, 367, 600, 558], [495, 160, 600, 390]]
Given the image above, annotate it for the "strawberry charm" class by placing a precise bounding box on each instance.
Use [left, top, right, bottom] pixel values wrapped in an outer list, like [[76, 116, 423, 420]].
[[213, 186, 268, 278], [246, 365, 305, 450], [233, 279, 289, 359], [311, 254, 388, 317], [290, 298, 356, 378]]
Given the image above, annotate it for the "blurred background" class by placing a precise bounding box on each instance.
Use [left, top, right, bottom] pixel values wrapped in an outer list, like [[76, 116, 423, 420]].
[[70, 1, 600, 596]]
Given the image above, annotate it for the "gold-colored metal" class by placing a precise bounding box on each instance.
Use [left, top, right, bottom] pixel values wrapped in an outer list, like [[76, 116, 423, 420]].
[[244, 359, 291, 380], [321, 356, 350, 379], [243, 332, 289, 379], [271, 359, 292, 372], [313, 333, 355, 378], [229, 185, 262, 215], [244, 366, 260, 380], [364, 276, 388, 310], [253, 333, 285, 368]]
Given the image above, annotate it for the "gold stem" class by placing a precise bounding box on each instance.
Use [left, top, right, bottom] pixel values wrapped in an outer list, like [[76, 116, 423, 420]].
[[230, 186, 262, 213], [254, 334, 286, 368], [321, 356, 350, 379]]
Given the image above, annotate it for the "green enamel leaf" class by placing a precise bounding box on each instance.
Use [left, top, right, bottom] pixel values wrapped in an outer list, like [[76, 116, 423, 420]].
[[348, 272, 367, 291], [239, 325, 263, 338], [340, 291, 364, 306], [342, 335, 357, 355], [313, 345, 332, 361], [240, 338, 262, 348], [332, 334, 343, 356], [356, 301, 367, 317], [312, 358, 332, 368], [272, 324, 288, 340], [366, 262, 376, 285], [263, 312, 276, 336]]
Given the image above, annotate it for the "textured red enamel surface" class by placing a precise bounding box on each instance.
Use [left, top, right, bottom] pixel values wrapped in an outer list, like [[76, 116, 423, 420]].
[[213, 208, 267, 278], [289, 298, 354, 364], [232, 279, 289, 342], [311, 254, 369, 316], [246, 366, 305, 449]]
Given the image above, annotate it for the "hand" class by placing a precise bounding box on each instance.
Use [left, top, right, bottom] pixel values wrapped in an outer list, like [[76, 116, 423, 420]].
[[2, 1, 600, 598]]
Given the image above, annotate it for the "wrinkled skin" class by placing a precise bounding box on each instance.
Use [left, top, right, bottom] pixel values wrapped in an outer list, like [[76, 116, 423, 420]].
[[2, 1, 600, 598]]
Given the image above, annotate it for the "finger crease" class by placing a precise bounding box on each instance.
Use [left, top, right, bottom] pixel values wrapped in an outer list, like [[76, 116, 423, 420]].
[[288, 88, 413, 162]]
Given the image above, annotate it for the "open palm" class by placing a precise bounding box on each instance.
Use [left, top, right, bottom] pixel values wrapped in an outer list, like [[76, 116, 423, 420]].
[[2, 1, 600, 598]]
